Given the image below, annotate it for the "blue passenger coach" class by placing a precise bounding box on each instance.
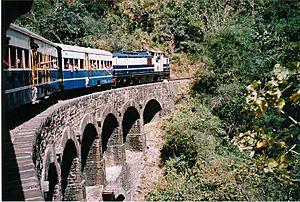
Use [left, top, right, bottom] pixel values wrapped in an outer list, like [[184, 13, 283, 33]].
[[3, 24, 61, 111], [55, 44, 114, 90]]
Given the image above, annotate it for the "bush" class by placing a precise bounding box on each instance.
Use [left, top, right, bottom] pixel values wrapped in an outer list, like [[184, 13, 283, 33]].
[[161, 96, 226, 166]]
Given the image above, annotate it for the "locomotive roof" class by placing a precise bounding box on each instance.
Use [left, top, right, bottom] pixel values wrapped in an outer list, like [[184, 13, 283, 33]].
[[113, 50, 167, 58], [55, 43, 112, 56], [113, 50, 152, 58], [9, 24, 57, 47]]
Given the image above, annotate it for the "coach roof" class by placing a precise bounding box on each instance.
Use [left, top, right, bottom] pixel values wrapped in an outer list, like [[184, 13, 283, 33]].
[[55, 43, 112, 56], [9, 24, 57, 47]]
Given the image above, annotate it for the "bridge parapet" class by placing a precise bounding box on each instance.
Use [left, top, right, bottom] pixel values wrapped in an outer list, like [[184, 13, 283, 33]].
[[9, 80, 189, 201]]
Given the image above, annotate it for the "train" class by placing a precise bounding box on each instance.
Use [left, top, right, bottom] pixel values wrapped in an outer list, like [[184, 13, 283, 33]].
[[3, 24, 170, 112]]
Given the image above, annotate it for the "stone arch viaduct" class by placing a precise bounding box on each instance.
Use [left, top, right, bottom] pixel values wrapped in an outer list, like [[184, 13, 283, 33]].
[[8, 80, 188, 201]]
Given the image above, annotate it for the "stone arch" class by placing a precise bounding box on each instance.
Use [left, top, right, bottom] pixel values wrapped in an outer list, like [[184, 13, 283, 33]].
[[100, 107, 125, 184], [41, 146, 61, 201], [81, 123, 104, 186], [143, 97, 163, 124], [99, 106, 121, 153], [60, 126, 84, 201], [60, 126, 80, 154], [101, 113, 120, 154], [121, 100, 142, 144], [115, 194, 125, 201], [77, 114, 100, 143]]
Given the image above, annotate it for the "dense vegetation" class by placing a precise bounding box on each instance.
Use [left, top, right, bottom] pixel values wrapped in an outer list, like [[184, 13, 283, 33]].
[[16, 0, 300, 200]]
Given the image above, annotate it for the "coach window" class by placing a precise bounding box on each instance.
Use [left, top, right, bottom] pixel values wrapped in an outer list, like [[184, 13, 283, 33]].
[[44, 54, 48, 69], [27, 50, 31, 68], [39, 53, 42, 68], [49, 56, 53, 68], [10, 47, 17, 68], [79, 59, 84, 69], [64, 59, 69, 69], [16, 48, 22, 68], [95, 60, 98, 69], [44, 54, 49, 69], [23, 50, 30, 68], [73, 59, 78, 70], [109, 61, 112, 68], [3, 47, 10, 68], [94, 60, 98, 69]]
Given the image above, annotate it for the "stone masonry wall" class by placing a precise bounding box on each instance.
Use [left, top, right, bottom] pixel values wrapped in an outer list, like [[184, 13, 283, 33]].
[[9, 79, 189, 201]]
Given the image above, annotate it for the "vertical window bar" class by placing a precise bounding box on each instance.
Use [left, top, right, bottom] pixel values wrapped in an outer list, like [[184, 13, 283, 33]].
[[22, 50, 25, 68], [15, 48, 18, 67]]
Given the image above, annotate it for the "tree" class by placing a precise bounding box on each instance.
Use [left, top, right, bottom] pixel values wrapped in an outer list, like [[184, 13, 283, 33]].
[[235, 63, 299, 195]]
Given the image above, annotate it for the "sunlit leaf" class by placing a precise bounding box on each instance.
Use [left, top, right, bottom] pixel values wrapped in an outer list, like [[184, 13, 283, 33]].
[[289, 91, 300, 103], [278, 163, 288, 169], [268, 158, 278, 168], [256, 140, 265, 148], [279, 141, 286, 147]]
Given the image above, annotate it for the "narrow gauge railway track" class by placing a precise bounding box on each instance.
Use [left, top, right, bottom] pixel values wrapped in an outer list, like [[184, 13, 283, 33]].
[[169, 76, 193, 81]]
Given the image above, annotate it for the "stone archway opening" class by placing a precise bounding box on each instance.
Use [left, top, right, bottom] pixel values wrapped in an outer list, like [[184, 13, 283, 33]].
[[44, 162, 58, 201], [103, 193, 125, 201], [81, 123, 104, 201], [122, 106, 140, 144], [61, 139, 82, 201], [102, 114, 119, 154], [122, 106, 144, 166], [101, 113, 123, 184], [143, 99, 162, 124], [81, 123, 100, 184], [101, 113, 125, 196]]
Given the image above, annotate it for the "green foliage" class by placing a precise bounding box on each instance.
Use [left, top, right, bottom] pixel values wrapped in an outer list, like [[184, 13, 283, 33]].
[[234, 63, 300, 200], [149, 97, 247, 200], [235, 158, 300, 201], [14, 0, 300, 200], [38, 1, 89, 44], [147, 157, 245, 201], [161, 96, 226, 166]]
